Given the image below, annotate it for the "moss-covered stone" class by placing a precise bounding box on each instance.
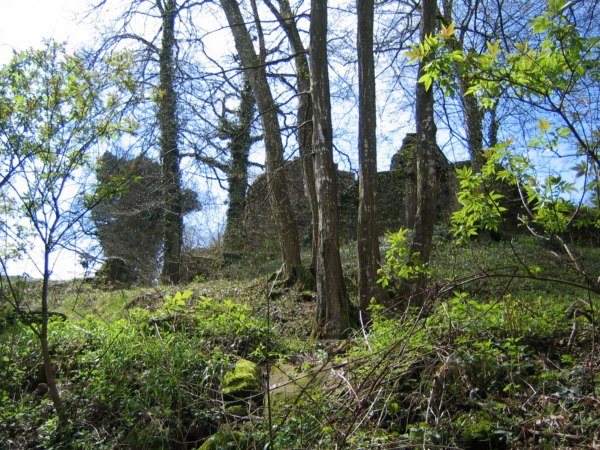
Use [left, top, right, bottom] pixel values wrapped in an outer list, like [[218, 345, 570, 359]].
[[222, 359, 261, 414], [180, 250, 222, 282], [224, 404, 249, 417]]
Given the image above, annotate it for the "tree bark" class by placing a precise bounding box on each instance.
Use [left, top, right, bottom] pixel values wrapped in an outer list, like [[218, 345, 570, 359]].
[[487, 102, 499, 148], [310, 0, 350, 338], [40, 243, 67, 426], [222, 77, 254, 256], [263, 0, 319, 272], [357, 0, 386, 312], [409, 0, 438, 304], [441, 0, 485, 172], [220, 0, 302, 277], [459, 77, 484, 171], [158, 0, 183, 284]]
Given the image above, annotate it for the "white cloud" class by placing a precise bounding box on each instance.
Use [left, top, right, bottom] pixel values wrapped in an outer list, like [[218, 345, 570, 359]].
[[0, 0, 93, 63]]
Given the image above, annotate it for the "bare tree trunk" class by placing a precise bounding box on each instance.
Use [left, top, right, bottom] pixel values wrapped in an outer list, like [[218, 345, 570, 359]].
[[263, 0, 319, 272], [40, 244, 66, 426], [310, 0, 350, 338], [357, 0, 386, 312], [220, 0, 302, 277], [158, 0, 183, 284], [409, 0, 438, 304]]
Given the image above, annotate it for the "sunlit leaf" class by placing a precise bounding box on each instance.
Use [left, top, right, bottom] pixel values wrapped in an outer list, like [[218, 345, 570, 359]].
[[440, 22, 456, 39], [537, 118, 551, 133]]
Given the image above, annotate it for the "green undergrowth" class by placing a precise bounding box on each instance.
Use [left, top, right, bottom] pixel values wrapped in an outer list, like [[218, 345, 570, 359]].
[[0, 278, 318, 449], [430, 234, 600, 296], [337, 287, 600, 448], [1, 236, 599, 448]]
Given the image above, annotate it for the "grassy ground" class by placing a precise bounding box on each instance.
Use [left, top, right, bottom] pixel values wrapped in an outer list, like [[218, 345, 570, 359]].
[[1, 235, 599, 449]]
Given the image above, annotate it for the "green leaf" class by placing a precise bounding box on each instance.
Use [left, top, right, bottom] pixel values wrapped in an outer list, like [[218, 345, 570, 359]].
[[404, 46, 421, 63], [486, 41, 500, 56], [419, 73, 433, 91], [537, 118, 551, 133], [440, 22, 456, 39]]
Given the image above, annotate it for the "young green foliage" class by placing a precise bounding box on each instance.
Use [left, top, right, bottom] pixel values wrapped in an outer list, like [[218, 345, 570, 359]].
[[409, 1, 599, 247], [0, 41, 138, 266], [378, 228, 431, 289], [0, 40, 138, 427]]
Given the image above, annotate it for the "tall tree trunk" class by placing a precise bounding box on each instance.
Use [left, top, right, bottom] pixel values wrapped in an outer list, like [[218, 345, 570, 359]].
[[220, 0, 302, 277], [459, 77, 484, 171], [223, 77, 254, 256], [310, 0, 350, 338], [263, 0, 319, 271], [40, 243, 66, 426], [487, 102, 499, 148], [409, 0, 438, 304], [158, 0, 183, 284], [357, 0, 386, 312], [442, 0, 484, 171]]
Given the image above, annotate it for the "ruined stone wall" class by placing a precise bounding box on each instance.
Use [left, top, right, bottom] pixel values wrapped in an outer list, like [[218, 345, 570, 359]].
[[243, 135, 458, 252], [244, 158, 355, 254], [389, 133, 456, 229]]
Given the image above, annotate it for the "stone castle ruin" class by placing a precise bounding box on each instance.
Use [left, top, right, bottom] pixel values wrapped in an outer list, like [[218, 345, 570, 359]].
[[244, 133, 458, 254]]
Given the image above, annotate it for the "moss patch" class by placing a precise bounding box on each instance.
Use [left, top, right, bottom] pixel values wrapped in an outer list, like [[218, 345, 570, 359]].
[[222, 359, 261, 405]]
